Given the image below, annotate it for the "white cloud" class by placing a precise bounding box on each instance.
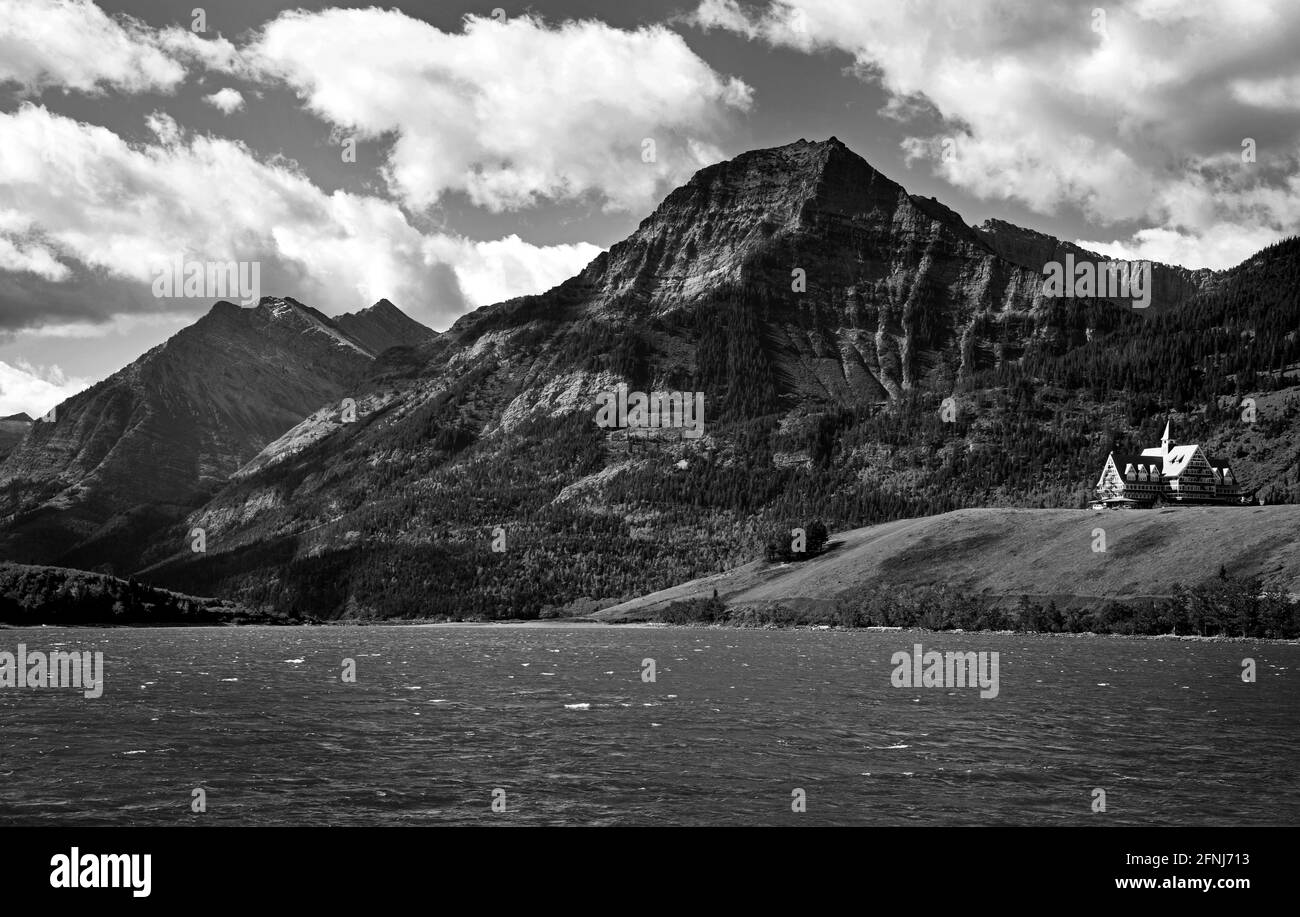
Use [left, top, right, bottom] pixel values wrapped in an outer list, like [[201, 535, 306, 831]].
[[427, 235, 603, 308], [0, 234, 69, 280], [692, 0, 1300, 269], [1076, 226, 1279, 271], [0, 0, 185, 94], [0, 4, 747, 328], [203, 87, 245, 114], [12, 310, 192, 339], [0, 358, 88, 417], [1230, 76, 1300, 110], [240, 9, 751, 213], [154, 26, 242, 74], [0, 105, 607, 326]]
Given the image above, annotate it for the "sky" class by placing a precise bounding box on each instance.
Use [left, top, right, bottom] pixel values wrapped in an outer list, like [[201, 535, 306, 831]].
[[1, 0, 1299, 416]]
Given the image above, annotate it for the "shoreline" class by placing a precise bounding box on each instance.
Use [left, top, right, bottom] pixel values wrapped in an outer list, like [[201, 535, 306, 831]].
[[1, 619, 1296, 642]]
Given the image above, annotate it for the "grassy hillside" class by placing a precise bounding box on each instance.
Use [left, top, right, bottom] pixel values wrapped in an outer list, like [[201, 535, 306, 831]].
[[595, 505, 1300, 621]]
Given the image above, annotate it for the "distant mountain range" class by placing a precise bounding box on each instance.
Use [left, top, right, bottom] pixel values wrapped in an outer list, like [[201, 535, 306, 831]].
[[2, 137, 1297, 620], [0, 297, 434, 572]]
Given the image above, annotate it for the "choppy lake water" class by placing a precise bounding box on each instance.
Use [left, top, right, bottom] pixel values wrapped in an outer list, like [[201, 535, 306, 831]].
[[0, 625, 1295, 826]]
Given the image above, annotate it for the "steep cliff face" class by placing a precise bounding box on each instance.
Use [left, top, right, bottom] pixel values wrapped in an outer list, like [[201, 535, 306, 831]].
[[442, 138, 1060, 409], [974, 218, 1217, 312], [0, 297, 430, 568]]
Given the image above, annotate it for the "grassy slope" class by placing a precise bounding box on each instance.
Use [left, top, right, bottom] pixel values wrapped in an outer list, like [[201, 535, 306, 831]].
[[593, 505, 1300, 621]]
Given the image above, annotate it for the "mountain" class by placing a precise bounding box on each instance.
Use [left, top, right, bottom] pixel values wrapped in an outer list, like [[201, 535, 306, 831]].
[[81, 138, 1300, 619], [335, 299, 437, 355], [0, 296, 432, 572], [0, 413, 33, 461], [447, 137, 1056, 403]]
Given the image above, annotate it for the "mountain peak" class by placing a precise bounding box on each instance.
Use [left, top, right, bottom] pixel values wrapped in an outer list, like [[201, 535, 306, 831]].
[[335, 298, 436, 355], [198, 296, 312, 324], [0, 289, 381, 567], [552, 135, 907, 311]]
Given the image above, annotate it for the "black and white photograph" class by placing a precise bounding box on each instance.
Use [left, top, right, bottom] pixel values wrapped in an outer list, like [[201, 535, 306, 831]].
[[0, 0, 1294, 898]]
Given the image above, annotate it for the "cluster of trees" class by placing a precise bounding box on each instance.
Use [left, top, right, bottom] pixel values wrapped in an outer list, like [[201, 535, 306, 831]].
[[763, 520, 829, 562], [657, 592, 728, 624], [0, 563, 274, 625], [646, 575, 1300, 638]]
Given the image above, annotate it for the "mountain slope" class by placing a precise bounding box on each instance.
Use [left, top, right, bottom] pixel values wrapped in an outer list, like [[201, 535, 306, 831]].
[[0, 296, 431, 571]]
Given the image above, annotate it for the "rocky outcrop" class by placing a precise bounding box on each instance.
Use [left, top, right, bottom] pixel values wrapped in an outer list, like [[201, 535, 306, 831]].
[[974, 218, 1217, 312]]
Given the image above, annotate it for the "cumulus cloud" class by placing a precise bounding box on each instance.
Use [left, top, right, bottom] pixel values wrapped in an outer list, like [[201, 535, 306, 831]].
[[240, 9, 751, 213], [0, 0, 185, 95], [0, 358, 88, 417], [0, 234, 69, 281], [1, 6, 751, 336], [203, 87, 245, 114], [0, 105, 607, 329], [692, 0, 1300, 269], [427, 235, 603, 308]]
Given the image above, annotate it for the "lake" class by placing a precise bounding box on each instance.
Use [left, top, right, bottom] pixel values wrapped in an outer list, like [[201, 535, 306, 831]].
[[0, 625, 1295, 826]]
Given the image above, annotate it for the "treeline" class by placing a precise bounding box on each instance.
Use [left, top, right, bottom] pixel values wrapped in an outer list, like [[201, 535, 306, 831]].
[[649, 575, 1300, 639], [0, 562, 283, 625], [1008, 235, 1300, 409]]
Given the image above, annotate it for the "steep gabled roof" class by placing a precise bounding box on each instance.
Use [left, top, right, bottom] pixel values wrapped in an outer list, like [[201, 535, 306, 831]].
[[1162, 444, 1204, 477], [1108, 452, 1163, 472]]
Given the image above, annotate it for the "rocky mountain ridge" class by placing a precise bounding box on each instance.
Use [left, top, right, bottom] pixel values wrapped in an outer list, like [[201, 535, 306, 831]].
[[0, 297, 432, 571]]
